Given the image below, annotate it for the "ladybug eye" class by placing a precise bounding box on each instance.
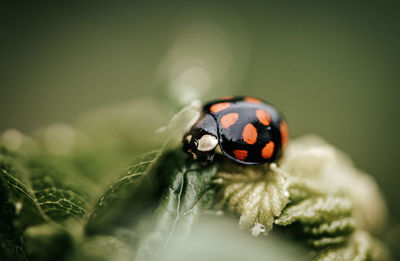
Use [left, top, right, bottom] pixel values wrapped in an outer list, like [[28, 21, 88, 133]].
[[197, 134, 218, 152]]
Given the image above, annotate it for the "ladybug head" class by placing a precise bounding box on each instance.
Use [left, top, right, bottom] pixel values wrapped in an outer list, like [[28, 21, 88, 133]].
[[183, 128, 218, 164]]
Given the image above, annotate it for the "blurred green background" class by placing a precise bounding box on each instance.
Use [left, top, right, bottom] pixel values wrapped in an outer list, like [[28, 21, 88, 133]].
[[1, 0, 399, 229]]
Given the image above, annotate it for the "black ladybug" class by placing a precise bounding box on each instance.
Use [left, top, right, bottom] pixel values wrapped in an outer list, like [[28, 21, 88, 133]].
[[183, 96, 289, 165]]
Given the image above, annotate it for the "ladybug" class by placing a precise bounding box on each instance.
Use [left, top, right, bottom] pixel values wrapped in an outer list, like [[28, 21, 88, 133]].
[[183, 96, 289, 165]]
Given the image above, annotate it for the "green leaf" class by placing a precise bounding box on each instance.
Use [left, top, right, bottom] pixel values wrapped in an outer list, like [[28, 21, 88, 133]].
[[0, 99, 203, 261], [135, 149, 219, 260], [0, 148, 98, 260], [85, 150, 162, 234], [27, 156, 97, 222], [0, 178, 28, 261], [85, 101, 203, 235], [1, 147, 99, 226], [0, 154, 45, 228]]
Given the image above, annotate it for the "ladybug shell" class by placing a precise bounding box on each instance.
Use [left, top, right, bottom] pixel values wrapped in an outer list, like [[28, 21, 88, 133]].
[[203, 96, 289, 165]]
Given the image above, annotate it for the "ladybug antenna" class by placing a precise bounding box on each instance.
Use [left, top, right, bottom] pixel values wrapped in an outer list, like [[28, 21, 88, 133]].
[[187, 149, 198, 160]]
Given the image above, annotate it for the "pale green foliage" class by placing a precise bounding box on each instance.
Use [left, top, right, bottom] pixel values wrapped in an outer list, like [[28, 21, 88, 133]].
[[316, 231, 389, 261], [214, 163, 289, 233], [275, 196, 353, 225], [280, 136, 387, 233], [214, 135, 389, 260], [303, 217, 356, 237]]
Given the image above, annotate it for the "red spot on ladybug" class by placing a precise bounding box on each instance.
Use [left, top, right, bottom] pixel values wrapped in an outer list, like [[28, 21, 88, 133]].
[[233, 149, 248, 160], [280, 121, 289, 148], [220, 96, 234, 100], [255, 109, 271, 126], [261, 141, 275, 159], [210, 102, 231, 113], [220, 113, 239, 129], [244, 97, 261, 104], [242, 123, 258, 145]]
